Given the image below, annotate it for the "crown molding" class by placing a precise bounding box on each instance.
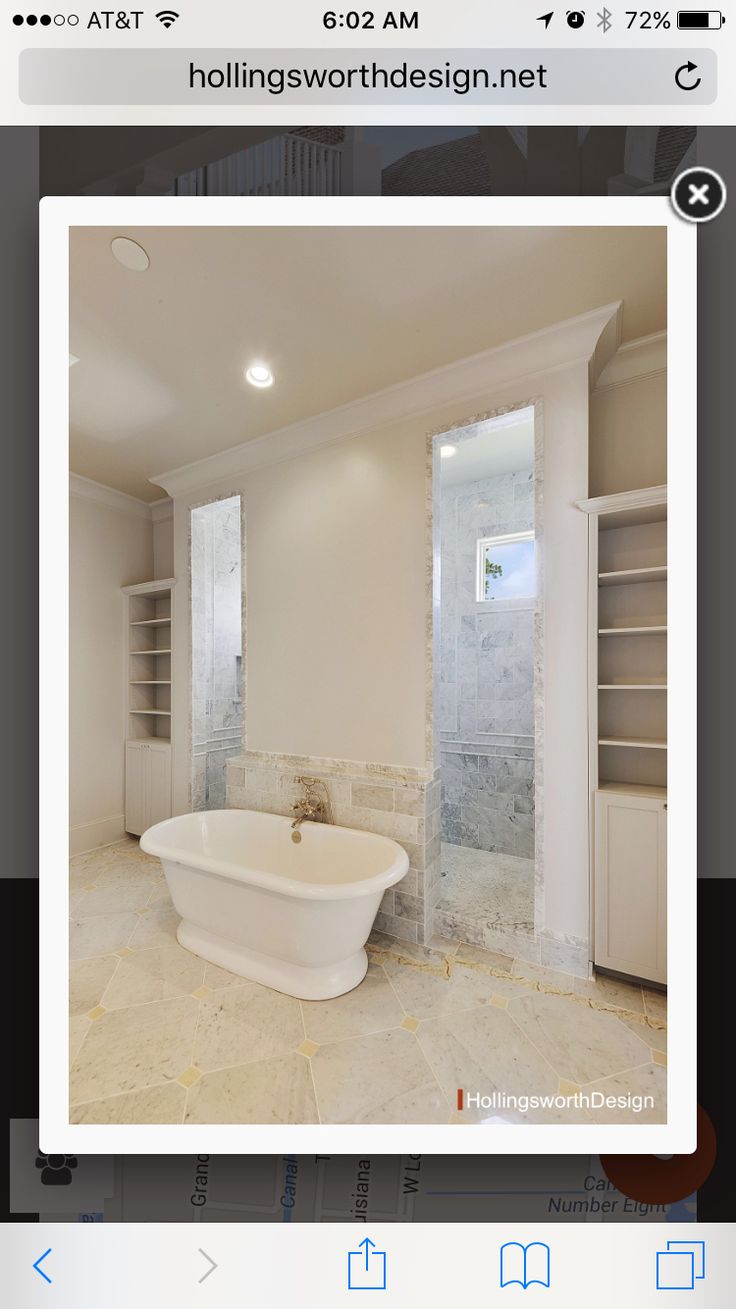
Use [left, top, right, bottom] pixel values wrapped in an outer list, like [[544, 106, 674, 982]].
[[150, 497, 174, 523], [69, 473, 155, 521], [594, 330, 667, 393], [151, 301, 623, 500]]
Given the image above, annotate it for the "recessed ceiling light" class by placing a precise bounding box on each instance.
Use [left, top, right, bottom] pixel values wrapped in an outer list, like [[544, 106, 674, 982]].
[[440, 444, 458, 459], [245, 363, 274, 389], [111, 237, 150, 272]]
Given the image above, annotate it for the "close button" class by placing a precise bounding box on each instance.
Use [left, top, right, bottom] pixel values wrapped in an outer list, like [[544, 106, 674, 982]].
[[671, 166, 728, 223]]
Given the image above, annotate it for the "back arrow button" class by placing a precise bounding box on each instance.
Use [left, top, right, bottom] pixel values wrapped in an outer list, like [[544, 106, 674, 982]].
[[33, 1249, 53, 1284], [198, 1249, 218, 1284]]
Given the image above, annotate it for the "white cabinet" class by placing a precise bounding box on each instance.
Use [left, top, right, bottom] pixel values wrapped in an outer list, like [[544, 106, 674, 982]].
[[125, 741, 172, 836], [594, 788, 666, 985]]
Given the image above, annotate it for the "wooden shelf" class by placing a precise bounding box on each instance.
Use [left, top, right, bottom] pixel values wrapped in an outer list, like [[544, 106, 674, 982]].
[[599, 683, 667, 691], [129, 680, 171, 685], [598, 566, 667, 587], [129, 648, 172, 655], [598, 626, 667, 636], [599, 736, 667, 750], [130, 618, 171, 628], [598, 781, 667, 800], [129, 708, 171, 716]]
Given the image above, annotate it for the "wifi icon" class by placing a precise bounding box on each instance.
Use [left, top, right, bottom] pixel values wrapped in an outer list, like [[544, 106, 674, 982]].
[[156, 9, 179, 27]]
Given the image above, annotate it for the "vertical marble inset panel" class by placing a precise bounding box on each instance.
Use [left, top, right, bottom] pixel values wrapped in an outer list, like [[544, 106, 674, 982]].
[[191, 496, 244, 811]]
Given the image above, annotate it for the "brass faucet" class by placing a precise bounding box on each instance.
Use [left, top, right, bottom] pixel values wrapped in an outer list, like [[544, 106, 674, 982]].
[[291, 776, 334, 830]]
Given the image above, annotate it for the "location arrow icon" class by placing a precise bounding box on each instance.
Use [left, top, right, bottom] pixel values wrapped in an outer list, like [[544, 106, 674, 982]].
[[538, 11, 554, 27], [198, 1249, 218, 1284]]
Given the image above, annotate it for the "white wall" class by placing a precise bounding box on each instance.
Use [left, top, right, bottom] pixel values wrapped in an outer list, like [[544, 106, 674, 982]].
[[70, 491, 153, 853], [152, 503, 174, 577], [590, 367, 666, 496], [170, 423, 429, 811]]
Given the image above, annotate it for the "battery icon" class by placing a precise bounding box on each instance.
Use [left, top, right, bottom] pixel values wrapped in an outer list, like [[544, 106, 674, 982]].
[[677, 10, 725, 26]]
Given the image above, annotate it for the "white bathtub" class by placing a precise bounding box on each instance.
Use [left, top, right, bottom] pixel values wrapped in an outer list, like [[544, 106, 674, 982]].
[[140, 808, 409, 999]]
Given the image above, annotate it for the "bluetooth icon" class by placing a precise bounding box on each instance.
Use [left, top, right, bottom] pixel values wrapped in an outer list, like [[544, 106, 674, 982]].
[[597, 6, 613, 30]]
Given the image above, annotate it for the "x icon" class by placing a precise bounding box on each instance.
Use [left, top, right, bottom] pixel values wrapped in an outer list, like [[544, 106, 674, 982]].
[[688, 182, 710, 206]]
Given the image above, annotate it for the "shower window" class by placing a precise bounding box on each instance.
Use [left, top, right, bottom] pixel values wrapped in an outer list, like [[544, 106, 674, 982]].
[[476, 530, 535, 602]]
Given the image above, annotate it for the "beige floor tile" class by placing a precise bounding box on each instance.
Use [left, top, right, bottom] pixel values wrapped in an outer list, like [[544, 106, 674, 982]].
[[72, 882, 154, 918], [310, 1028, 448, 1124], [301, 964, 404, 1043], [146, 883, 174, 909], [381, 951, 497, 1020], [574, 974, 645, 1013], [185, 1053, 319, 1124], [508, 991, 653, 1084], [127, 906, 181, 951], [70, 995, 199, 1103], [486, 974, 535, 1000], [69, 912, 138, 960], [101, 944, 205, 1010], [203, 961, 251, 990], [416, 1005, 566, 1124], [70, 1081, 187, 1124], [583, 1062, 667, 1123], [69, 955, 120, 1016], [70, 1015, 91, 1064], [619, 1012, 667, 1054], [70, 840, 134, 870], [643, 987, 667, 1024], [70, 864, 96, 893], [193, 982, 304, 1073], [87, 859, 161, 891]]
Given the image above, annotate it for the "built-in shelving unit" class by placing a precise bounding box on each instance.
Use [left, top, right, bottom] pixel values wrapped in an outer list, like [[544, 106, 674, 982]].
[[123, 579, 175, 741], [580, 486, 668, 793], [121, 578, 176, 836], [577, 486, 667, 984]]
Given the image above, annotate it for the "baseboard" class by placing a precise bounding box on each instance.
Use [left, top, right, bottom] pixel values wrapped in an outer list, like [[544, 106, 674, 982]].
[[70, 813, 127, 856]]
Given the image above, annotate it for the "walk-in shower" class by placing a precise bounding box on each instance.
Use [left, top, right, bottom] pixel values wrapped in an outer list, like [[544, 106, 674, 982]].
[[434, 408, 538, 947]]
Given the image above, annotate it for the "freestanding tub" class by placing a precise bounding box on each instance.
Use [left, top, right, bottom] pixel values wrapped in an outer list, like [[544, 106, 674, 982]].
[[140, 808, 409, 1000]]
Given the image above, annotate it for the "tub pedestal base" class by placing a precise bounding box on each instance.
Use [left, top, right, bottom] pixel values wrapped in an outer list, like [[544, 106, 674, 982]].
[[177, 920, 369, 1001]]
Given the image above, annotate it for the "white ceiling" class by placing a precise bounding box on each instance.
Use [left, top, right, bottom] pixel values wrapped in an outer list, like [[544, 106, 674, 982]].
[[69, 224, 666, 500], [439, 410, 534, 487]]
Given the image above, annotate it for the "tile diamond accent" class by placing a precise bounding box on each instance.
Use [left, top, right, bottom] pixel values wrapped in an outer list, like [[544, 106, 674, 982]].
[[297, 1039, 320, 1057], [177, 1065, 203, 1089]]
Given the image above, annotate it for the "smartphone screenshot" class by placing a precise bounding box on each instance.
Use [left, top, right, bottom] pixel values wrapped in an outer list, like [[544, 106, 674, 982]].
[[1, 1, 732, 1303]]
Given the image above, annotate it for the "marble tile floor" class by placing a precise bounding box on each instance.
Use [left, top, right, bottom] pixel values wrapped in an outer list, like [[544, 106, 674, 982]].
[[69, 838, 667, 1126], [435, 843, 535, 948]]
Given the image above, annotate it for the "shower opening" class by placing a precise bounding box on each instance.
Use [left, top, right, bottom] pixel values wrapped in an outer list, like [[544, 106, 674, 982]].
[[434, 407, 538, 948], [190, 495, 244, 811]]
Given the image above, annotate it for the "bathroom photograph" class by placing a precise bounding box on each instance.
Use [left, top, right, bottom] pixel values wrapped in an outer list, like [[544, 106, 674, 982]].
[[63, 217, 675, 1130]]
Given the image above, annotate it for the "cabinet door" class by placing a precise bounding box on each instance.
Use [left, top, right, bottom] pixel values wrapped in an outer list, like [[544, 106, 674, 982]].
[[125, 743, 149, 837], [594, 791, 667, 984], [147, 743, 172, 828]]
